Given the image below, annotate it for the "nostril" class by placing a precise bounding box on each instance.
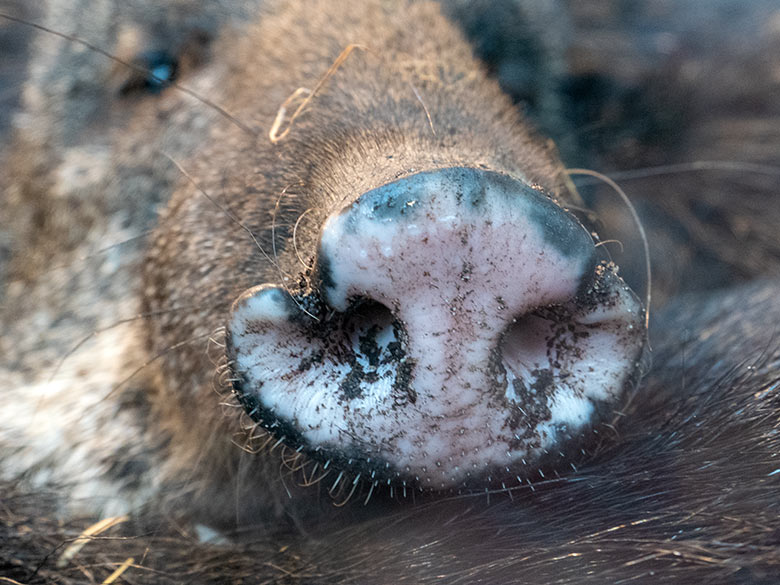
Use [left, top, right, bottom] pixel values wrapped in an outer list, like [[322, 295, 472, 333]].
[[338, 300, 409, 399], [500, 307, 594, 432], [342, 301, 398, 362], [501, 312, 561, 385]]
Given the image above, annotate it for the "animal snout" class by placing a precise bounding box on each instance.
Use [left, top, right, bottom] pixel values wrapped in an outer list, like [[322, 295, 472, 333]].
[[227, 167, 646, 491]]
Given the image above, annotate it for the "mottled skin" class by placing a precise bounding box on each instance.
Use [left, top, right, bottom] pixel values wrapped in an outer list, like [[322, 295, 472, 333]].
[[1, 0, 779, 583]]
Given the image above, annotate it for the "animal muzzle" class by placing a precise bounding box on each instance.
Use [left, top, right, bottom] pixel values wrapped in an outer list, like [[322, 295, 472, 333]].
[[227, 167, 646, 492]]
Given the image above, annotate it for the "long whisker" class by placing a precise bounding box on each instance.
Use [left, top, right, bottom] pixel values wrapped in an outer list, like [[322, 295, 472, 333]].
[[49, 305, 207, 382], [164, 154, 277, 269], [292, 208, 315, 269], [99, 333, 211, 403], [167, 155, 320, 321], [567, 168, 651, 332], [574, 160, 780, 184]]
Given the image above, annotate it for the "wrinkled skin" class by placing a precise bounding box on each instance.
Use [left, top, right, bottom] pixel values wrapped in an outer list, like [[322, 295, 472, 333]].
[[1, 1, 779, 584]]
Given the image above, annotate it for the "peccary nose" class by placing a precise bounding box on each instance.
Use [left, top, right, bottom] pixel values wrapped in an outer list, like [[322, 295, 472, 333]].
[[227, 167, 646, 491]]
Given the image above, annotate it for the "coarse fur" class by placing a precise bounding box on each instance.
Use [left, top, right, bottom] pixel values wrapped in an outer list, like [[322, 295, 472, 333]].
[[1, 0, 779, 584]]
